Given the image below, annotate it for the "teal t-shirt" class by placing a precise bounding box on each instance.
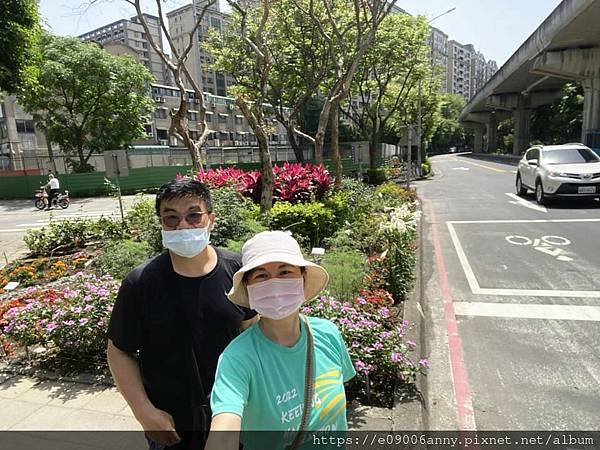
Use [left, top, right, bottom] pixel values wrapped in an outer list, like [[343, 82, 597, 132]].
[[210, 315, 356, 448]]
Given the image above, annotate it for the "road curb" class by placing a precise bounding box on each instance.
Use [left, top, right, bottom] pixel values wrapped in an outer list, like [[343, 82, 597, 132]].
[[392, 198, 427, 431]]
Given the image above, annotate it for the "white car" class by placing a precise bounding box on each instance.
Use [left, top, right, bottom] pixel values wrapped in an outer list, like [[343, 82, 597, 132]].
[[516, 143, 600, 205]]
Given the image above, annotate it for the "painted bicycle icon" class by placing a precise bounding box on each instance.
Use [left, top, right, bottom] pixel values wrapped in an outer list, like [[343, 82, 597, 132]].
[[505, 235, 573, 261]]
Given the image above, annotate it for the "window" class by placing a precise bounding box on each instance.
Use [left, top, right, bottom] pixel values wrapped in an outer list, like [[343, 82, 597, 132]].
[[156, 129, 168, 140], [205, 113, 212, 123], [188, 111, 197, 121], [210, 17, 221, 31], [15, 119, 35, 133], [526, 148, 539, 162], [154, 109, 168, 119], [235, 116, 243, 125], [218, 113, 228, 124], [189, 130, 199, 140]]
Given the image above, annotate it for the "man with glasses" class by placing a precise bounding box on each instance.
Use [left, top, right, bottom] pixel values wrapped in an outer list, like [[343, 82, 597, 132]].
[[107, 178, 257, 450]]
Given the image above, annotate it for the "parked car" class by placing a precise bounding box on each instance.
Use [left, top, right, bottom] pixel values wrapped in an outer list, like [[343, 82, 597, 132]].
[[516, 143, 600, 205]]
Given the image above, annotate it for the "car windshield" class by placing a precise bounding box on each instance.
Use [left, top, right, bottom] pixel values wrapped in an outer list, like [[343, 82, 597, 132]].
[[543, 148, 600, 164]]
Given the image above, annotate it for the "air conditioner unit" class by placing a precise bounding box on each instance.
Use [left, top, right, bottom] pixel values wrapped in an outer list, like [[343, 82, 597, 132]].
[[194, 99, 201, 104], [227, 104, 234, 110], [159, 139, 168, 146], [210, 102, 216, 108], [159, 98, 166, 103], [154, 96, 162, 102]]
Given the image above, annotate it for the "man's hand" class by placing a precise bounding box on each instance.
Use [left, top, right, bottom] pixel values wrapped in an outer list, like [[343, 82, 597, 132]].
[[138, 406, 182, 446]]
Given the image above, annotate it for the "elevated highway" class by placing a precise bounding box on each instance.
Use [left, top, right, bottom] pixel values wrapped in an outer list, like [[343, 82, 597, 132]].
[[459, 0, 600, 155]]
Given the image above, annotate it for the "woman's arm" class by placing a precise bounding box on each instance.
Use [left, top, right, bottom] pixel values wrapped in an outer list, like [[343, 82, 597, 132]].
[[204, 413, 242, 450]]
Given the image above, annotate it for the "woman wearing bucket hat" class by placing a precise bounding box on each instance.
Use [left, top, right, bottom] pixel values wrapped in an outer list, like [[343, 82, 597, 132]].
[[205, 231, 356, 450]]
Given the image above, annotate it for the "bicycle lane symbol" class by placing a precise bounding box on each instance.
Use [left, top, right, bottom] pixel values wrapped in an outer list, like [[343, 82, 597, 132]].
[[505, 235, 574, 261]]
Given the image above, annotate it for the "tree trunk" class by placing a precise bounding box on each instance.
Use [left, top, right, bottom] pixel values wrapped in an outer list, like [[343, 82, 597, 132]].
[[236, 98, 273, 212], [256, 128, 273, 213], [45, 134, 57, 174], [330, 99, 342, 189], [369, 118, 381, 169], [286, 125, 304, 163], [314, 99, 333, 164]]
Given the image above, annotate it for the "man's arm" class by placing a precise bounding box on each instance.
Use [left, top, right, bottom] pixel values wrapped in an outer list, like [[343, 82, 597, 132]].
[[107, 340, 181, 446], [204, 413, 241, 450]]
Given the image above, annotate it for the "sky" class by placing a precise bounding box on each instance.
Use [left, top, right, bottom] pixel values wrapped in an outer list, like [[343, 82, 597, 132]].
[[39, 0, 563, 67]]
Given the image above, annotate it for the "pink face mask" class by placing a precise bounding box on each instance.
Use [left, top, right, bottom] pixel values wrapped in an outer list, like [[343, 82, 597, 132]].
[[247, 278, 305, 320]]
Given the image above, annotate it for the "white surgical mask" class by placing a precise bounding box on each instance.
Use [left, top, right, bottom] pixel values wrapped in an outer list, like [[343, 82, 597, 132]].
[[247, 278, 304, 320], [161, 227, 210, 258]]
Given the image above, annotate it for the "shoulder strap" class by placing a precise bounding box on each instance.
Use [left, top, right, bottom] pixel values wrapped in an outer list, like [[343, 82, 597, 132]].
[[289, 315, 314, 450]]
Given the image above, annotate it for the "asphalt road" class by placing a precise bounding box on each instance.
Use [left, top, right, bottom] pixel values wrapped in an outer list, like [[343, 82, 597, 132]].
[[0, 195, 141, 266], [415, 154, 600, 431]]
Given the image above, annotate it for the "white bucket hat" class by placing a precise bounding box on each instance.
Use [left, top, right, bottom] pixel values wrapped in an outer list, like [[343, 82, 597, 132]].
[[227, 231, 329, 308]]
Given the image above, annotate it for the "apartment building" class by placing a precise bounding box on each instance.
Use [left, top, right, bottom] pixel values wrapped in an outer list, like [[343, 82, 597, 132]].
[[79, 14, 168, 84], [166, 2, 233, 95], [429, 27, 449, 93]]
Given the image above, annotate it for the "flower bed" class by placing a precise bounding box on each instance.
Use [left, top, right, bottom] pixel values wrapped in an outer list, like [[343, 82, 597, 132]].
[[1, 273, 119, 360], [0, 253, 89, 294]]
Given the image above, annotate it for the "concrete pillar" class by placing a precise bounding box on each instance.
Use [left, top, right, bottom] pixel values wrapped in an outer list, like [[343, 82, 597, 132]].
[[485, 113, 497, 153], [582, 76, 600, 146], [513, 97, 531, 155], [473, 127, 484, 153]]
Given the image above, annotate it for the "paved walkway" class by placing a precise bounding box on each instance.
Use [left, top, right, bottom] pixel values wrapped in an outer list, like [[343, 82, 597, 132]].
[[0, 370, 397, 433]]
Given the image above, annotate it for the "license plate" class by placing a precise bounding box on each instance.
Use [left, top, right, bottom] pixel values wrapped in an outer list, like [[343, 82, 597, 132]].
[[578, 186, 596, 194]]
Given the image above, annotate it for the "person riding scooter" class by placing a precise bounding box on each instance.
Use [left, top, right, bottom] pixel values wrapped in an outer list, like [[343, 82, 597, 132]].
[[45, 173, 60, 209]]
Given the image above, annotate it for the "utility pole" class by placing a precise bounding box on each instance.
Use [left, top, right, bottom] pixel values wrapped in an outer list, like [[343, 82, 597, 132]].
[[406, 125, 412, 189], [417, 80, 422, 176]]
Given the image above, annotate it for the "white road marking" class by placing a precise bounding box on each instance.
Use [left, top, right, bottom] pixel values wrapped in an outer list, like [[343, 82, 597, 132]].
[[452, 167, 470, 171], [447, 221, 600, 298], [454, 302, 600, 321], [449, 218, 600, 224], [506, 193, 547, 213]]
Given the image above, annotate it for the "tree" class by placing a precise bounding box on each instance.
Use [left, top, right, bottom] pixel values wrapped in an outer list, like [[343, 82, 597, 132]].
[[530, 82, 583, 145], [0, 0, 40, 94], [342, 13, 430, 169], [18, 35, 154, 172], [125, 0, 218, 173], [291, 0, 398, 170], [429, 94, 472, 152], [206, 1, 276, 212]]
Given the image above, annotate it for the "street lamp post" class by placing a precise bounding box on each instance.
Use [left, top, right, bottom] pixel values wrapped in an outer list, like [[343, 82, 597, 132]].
[[410, 7, 457, 188]]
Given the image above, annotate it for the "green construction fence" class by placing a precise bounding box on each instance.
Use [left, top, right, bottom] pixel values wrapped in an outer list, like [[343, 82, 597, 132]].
[[0, 159, 359, 200]]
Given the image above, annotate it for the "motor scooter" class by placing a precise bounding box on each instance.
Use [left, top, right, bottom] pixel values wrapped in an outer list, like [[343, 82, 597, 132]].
[[34, 186, 70, 210]]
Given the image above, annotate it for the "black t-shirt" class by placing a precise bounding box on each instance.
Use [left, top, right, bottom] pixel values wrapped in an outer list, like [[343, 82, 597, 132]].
[[107, 247, 255, 438]]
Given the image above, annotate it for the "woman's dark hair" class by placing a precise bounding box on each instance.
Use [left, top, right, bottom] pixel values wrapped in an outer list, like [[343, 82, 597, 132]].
[[155, 178, 213, 216]]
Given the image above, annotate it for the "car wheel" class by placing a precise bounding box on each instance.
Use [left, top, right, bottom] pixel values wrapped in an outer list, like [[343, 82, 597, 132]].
[[516, 174, 527, 196], [535, 180, 548, 205]]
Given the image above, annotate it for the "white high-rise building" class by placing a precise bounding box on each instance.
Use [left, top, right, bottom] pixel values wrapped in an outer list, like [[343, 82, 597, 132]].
[[79, 14, 168, 84], [166, 1, 233, 96]]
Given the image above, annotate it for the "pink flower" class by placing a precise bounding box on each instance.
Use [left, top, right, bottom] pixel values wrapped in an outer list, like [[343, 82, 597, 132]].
[[79, 318, 89, 326], [390, 352, 401, 363], [407, 340, 416, 351], [46, 322, 58, 332], [419, 359, 430, 369]]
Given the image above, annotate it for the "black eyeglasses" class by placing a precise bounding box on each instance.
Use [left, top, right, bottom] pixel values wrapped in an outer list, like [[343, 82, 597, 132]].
[[161, 211, 209, 228]]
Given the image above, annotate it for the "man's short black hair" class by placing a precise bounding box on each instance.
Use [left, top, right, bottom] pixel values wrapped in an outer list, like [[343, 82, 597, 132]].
[[155, 178, 213, 216]]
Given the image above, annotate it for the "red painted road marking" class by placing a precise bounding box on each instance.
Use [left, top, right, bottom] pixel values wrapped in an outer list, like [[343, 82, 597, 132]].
[[425, 198, 477, 431]]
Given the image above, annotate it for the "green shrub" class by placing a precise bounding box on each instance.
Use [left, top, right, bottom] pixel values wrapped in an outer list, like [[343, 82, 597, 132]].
[[339, 177, 377, 222], [125, 195, 162, 255], [374, 182, 418, 207], [321, 249, 366, 301], [322, 190, 353, 230], [366, 168, 388, 185], [211, 187, 260, 247], [267, 201, 334, 247], [24, 217, 128, 256], [95, 239, 152, 280]]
